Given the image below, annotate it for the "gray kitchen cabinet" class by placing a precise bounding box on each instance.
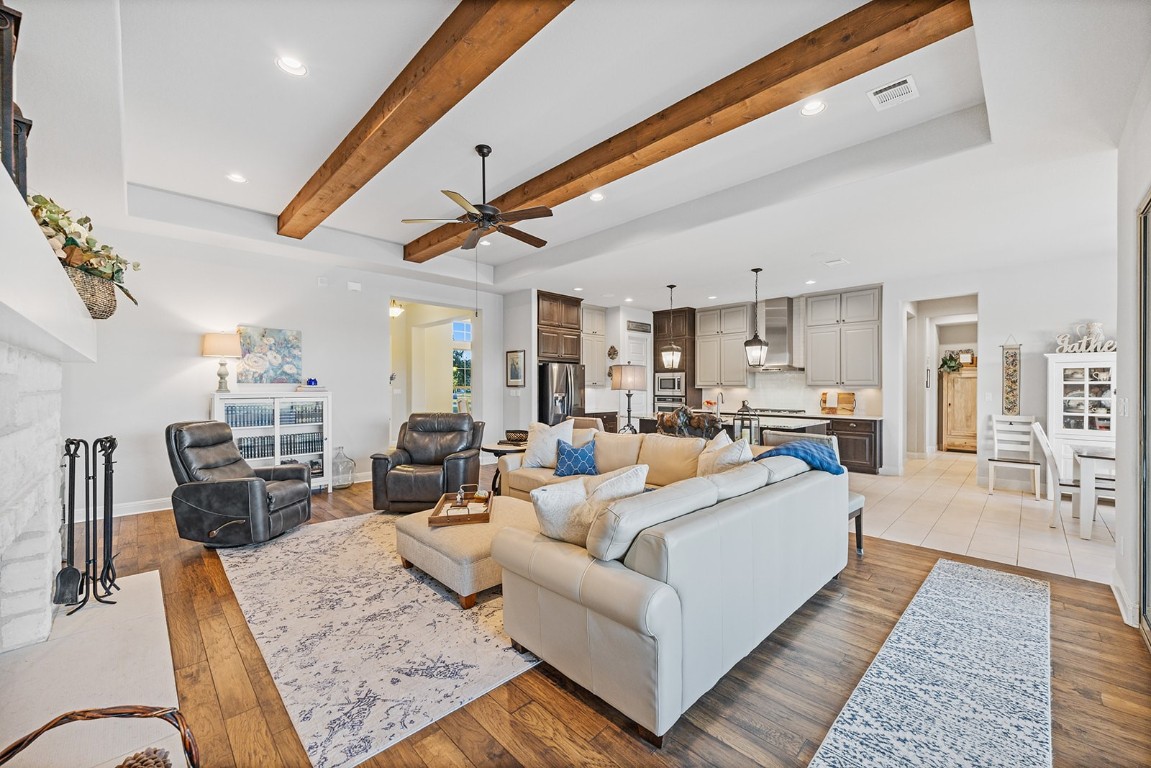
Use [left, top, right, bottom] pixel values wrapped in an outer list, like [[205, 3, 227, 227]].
[[804, 286, 881, 387], [583, 334, 607, 386], [695, 303, 751, 386]]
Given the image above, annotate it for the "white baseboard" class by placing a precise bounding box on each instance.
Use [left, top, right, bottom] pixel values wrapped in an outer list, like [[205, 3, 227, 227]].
[[1111, 569, 1139, 627], [113, 498, 170, 517]]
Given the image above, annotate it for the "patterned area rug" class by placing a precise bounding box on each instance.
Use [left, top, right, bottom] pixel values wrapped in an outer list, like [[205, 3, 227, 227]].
[[217, 513, 537, 768], [810, 559, 1051, 768]]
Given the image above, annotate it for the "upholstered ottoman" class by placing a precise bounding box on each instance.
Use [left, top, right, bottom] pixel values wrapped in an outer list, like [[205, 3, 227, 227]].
[[394, 496, 538, 608]]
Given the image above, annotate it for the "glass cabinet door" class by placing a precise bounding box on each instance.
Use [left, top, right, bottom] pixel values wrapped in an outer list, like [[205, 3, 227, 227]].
[[1060, 364, 1112, 434]]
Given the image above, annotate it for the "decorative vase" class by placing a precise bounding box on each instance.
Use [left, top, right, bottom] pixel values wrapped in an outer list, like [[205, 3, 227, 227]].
[[63, 265, 116, 319], [332, 446, 355, 490]]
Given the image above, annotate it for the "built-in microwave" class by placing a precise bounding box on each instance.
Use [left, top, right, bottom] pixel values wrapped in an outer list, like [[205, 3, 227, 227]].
[[654, 373, 685, 396]]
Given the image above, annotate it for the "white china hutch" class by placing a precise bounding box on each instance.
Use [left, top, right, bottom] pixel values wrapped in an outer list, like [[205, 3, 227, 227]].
[[1045, 352, 1115, 478]]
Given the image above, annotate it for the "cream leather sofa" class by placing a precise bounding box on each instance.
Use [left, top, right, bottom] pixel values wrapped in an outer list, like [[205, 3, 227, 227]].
[[498, 431, 708, 500], [491, 457, 848, 744]]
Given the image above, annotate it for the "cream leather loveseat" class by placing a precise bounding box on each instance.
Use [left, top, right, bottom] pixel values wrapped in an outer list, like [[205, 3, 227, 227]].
[[491, 456, 848, 744], [498, 431, 708, 500]]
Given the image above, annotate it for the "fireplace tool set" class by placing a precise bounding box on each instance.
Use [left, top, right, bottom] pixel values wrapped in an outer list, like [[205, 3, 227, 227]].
[[52, 436, 120, 614]]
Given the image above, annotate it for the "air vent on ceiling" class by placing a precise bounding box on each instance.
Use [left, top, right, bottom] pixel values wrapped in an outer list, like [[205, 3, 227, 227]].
[[823, 257, 850, 268], [867, 75, 919, 112]]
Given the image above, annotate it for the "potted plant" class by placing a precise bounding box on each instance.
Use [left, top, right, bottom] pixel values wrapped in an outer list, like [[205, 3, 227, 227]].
[[28, 194, 139, 318], [939, 352, 963, 372]]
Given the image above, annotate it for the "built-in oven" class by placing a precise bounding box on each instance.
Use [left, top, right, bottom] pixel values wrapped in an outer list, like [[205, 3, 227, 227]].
[[654, 395, 686, 414], [654, 373, 685, 396]]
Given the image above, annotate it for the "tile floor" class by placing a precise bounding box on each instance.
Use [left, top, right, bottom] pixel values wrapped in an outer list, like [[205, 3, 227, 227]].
[[850, 452, 1115, 583]]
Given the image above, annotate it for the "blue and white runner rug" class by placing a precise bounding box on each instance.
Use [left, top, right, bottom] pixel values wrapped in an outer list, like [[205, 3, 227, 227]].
[[810, 559, 1051, 767], [218, 514, 537, 768]]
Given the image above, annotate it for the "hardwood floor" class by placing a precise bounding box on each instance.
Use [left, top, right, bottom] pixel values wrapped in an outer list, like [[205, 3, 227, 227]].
[[110, 471, 1151, 767]]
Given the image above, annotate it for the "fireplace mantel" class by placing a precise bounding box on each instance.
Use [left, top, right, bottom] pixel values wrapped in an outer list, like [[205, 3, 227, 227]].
[[0, 175, 96, 362]]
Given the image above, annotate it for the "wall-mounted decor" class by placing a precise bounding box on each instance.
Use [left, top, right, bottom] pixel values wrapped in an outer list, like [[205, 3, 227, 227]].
[[626, 320, 652, 333], [607, 345, 619, 360], [506, 350, 525, 387], [236, 326, 303, 384], [1001, 342, 1021, 416]]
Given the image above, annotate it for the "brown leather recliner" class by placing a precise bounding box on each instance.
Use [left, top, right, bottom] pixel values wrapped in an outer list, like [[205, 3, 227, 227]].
[[371, 413, 485, 513], [165, 421, 312, 546]]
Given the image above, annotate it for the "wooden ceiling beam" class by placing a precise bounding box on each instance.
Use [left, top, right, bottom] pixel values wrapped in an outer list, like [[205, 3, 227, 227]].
[[277, 0, 572, 240], [404, 0, 972, 263]]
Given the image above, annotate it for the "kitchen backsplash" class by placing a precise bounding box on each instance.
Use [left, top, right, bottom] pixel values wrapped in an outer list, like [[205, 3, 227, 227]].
[[700, 371, 882, 415]]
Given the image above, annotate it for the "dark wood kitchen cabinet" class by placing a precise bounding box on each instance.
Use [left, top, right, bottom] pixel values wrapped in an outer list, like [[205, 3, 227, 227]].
[[828, 418, 882, 474], [538, 290, 583, 362]]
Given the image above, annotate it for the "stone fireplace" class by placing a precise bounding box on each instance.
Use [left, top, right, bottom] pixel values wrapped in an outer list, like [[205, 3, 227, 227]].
[[0, 175, 96, 653]]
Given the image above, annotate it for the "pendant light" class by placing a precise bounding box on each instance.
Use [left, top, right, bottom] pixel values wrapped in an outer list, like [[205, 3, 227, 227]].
[[660, 284, 683, 370], [744, 267, 770, 367], [389, 299, 405, 318]]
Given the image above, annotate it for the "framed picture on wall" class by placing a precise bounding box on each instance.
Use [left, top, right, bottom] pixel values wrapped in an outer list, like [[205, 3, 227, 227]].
[[506, 350, 525, 387]]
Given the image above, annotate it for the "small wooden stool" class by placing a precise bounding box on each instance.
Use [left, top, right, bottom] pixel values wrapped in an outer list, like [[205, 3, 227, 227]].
[[848, 492, 865, 556]]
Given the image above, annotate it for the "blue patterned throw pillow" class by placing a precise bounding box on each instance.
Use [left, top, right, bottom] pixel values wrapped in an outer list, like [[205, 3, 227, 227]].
[[554, 439, 598, 477], [754, 440, 844, 474]]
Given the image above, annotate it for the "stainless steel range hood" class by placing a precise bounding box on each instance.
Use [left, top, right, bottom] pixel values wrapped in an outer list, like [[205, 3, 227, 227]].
[[757, 297, 805, 371]]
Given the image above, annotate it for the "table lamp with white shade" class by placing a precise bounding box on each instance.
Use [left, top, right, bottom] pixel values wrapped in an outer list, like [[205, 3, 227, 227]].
[[610, 363, 647, 434], [202, 332, 242, 392]]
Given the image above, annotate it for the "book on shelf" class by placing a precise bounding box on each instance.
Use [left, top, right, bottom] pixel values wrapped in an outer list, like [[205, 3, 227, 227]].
[[296, 385, 328, 392]]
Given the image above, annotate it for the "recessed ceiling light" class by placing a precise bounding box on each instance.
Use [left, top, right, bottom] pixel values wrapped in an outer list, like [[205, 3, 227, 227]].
[[805, 279, 817, 285], [707, 295, 718, 300], [480, 239, 491, 246], [800, 99, 826, 116], [624, 297, 633, 302], [275, 56, 308, 77], [823, 257, 851, 267], [225, 172, 247, 184], [589, 192, 605, 202], [573, 287, 583, 292]]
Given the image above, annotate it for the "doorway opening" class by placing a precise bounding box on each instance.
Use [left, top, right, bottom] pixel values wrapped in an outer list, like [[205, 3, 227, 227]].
[[389, 301, 481, 444]]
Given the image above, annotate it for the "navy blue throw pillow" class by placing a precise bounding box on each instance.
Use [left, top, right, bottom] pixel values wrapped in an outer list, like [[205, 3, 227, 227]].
[[554, 439, 598, 477], [754, 440, 844, 474]]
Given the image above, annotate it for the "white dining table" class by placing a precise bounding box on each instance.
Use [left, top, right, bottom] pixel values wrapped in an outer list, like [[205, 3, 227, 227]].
[[1073, 445, 1116, 540]]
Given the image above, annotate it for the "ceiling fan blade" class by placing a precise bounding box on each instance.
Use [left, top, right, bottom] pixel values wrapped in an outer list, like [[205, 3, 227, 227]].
[[402, 218, 464, 224], [498, 206, 553, 222], [461, 228, 484, 250], [497, 224, 547, 248], [442, 190, 481, 216]]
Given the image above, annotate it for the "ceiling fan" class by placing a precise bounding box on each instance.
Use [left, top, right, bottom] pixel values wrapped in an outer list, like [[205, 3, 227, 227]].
[[402, 144, 553, 250]]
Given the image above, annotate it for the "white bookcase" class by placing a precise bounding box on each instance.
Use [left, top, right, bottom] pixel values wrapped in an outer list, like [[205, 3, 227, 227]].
[[1045, 352, 1115, 478], [211, 390, 332, 491]]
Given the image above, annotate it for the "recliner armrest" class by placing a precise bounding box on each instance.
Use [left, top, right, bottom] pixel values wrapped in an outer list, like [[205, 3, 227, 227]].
[[371, 448, 411, 469], [255, 464, 309, 483], [444, 447, 480, 465]]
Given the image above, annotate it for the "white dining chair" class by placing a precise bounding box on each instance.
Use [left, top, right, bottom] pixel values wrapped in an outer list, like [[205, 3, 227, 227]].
[[988, 415, 1041, 499], [1032, 422, 1115, 529]]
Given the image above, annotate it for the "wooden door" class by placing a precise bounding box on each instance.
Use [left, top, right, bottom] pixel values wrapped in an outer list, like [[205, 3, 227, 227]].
[[941, 367, 978, 452]]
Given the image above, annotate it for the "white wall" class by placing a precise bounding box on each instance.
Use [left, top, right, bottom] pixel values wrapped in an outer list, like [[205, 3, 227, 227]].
[[882, 256, 1117, 480], [501, 290, 534, 431], [1114, 54, 1151, 625], [60, 227, 505, 512]]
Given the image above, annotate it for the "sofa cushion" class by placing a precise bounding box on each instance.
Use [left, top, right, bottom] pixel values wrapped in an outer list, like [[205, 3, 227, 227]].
[[696, 433, 752, 477], [705, 461, 771, 501], [594, 432, 644, 473], [572, 427, 597, 448], [523, 420, 574, 469], [637, 433, 706, 487], [555, 439, 598, 477], [586, 476, 719, 561], [506, 466, 559, 497], [531, 465, 649, 545], [755, 455, 810, 484]]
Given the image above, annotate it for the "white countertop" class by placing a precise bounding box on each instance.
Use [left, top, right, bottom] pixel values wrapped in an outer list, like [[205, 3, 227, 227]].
[[696, 409, 883, 421]]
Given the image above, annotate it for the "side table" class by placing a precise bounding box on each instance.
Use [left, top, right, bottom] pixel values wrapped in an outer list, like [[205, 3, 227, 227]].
[[481, 443, 527, 495]]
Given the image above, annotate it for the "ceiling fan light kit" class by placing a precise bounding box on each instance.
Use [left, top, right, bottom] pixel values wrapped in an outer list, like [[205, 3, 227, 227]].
[[744, 267, 770, 368], [402, 144, 553, 251]]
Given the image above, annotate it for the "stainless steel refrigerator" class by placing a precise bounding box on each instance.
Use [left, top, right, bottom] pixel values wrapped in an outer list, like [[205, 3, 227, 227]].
[[538, 362, 585, 425]]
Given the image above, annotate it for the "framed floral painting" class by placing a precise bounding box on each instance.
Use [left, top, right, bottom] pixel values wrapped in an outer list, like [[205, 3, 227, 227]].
[[236, 326, 303, 384]]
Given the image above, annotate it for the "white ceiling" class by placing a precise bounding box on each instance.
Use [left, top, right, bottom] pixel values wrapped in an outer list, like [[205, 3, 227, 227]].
[[16, 0, 1151, 311]]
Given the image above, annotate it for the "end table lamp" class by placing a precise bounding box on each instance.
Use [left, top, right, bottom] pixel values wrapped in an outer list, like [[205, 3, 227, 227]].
[[610, 363, 647, 434], [202, 332, 242, 393]]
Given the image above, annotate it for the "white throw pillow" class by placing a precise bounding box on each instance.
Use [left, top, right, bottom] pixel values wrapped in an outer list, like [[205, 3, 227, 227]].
[[523, 420, 575, 469], [696, 434, 752, 476], [530, 465, 648, 546]]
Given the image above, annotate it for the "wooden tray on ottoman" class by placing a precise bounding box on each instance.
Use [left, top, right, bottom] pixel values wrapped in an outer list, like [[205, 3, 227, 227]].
[[428, 491, 493, 527]]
